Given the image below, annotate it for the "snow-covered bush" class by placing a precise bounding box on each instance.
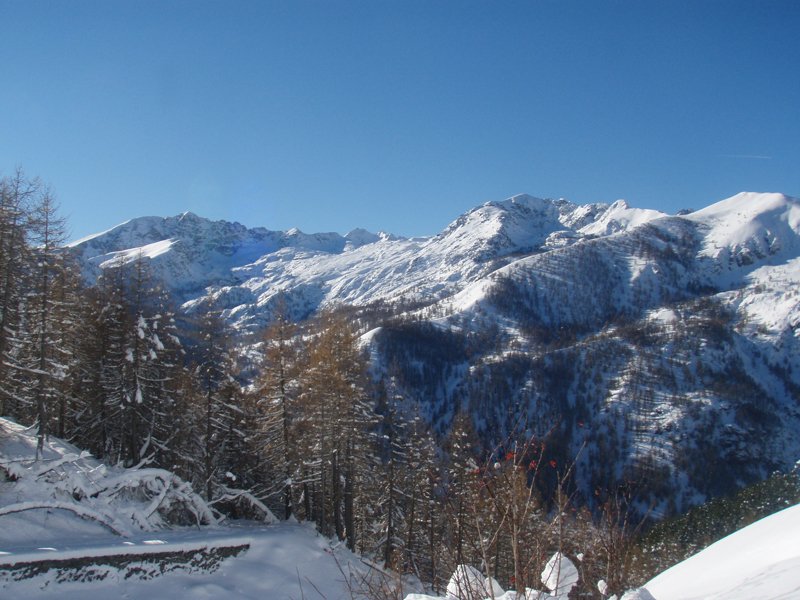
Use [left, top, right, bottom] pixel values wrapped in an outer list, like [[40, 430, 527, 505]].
[[418, 552, 580, 600], [0, 418, 215, 536]]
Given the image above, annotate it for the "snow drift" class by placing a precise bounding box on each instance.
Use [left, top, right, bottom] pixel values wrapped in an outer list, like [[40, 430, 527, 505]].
[[643, 502, 800, 600]]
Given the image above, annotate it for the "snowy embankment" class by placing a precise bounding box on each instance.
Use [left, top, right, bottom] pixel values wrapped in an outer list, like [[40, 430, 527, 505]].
[[1, 522, 363, 600], [0, 418, 367, 599], [643, 502, 800, 600], [3, 418, 799, 599], [0, 418, 216, 541]]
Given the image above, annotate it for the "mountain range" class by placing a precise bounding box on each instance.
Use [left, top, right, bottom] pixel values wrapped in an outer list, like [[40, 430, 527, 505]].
[[68, 191, 800, 515]]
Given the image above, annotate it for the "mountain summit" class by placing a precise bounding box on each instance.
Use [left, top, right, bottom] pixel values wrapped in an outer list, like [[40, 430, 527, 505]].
[[68, 194, 680, 324]]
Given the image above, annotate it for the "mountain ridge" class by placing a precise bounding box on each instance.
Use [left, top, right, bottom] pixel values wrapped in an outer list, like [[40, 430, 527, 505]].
[[68, 192, 695, 321], [68, 191, 800, 512]]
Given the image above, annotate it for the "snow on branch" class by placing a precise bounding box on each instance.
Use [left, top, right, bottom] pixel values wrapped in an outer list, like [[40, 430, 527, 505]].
[[0, 422, 217, 536], [0, 501, 130, 536]]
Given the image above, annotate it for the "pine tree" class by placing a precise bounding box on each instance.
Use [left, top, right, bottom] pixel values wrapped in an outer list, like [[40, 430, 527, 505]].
[[70, 269, 129, 460], [137, 282, 186, 471], [194, 289, 233, 502], [443, 410, 481, 568], [48, 256, 85, 441], [26, 187, 72, 457], [403, 408, 443, 591], [371, 376, 410, 567], [70, 254, 183, 468], [0, 171, 82, 460]]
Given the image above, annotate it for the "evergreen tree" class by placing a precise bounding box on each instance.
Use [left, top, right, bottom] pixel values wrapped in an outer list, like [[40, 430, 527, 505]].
[[193, 289, 234, 502], [443, 410, 481, 568], [70, 254, 183, 467], [403, 409, 443, 591], [70, 266, 130, 460], [371, 376, 410, 567], [26, 187, 72, 457]]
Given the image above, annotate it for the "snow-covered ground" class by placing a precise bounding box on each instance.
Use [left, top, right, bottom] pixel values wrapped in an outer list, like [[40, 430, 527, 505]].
[[0, 418, 370, 599], [2, 417, 800, 599], [643, 503, 800, 600], [1, 519, 366, 600], [406, 504, 800, 600], [4, 507, 798, 600]]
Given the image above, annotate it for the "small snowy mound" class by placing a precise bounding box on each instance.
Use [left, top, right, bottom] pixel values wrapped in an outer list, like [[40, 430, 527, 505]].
[[620, 589, 657, 600], [579, 199, 667, 237], [446, 564, 504, 600], [541, 552, 579, 598], [0, 418, 215, 544], [409, 552, 579, 600], [644, 503, 800, 600]]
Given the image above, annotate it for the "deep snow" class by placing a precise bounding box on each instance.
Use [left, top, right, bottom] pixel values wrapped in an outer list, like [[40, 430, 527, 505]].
[[1, 520, 365, 600], [0, 418, 379, 599]]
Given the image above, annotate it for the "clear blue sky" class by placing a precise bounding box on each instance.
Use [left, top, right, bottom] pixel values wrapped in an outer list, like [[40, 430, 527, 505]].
[[2, 0, 798, 242]]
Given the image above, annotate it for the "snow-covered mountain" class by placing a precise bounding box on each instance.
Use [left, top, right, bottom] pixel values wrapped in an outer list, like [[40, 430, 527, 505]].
[[69, 192, 800, 513], [70, 192, 799, 330], [68, 194, 671, 325]]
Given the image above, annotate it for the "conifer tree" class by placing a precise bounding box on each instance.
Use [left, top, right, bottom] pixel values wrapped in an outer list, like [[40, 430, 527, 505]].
[[193, 289, 233, 501], [69, 267, 130, 460], [26, 187, 71, 457], [0, 171, 82, 461], [252, 294, 299, 519], [403, 409, 443, 590], [70, 254, 183, 467], [371, 376, 410, 567], [295, 306, 376, 549], [0, 169, 39, 419], [443, 410, 481, 568]]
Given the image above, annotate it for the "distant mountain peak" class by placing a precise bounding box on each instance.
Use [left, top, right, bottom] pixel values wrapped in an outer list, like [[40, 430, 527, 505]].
[[68, 191, 800, 331]]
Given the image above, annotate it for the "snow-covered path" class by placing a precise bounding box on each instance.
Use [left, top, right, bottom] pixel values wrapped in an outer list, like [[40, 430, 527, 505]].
[[1, 521, 360, 599]]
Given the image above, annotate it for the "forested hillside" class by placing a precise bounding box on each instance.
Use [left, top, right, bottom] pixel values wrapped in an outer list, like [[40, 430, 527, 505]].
[[3, 168, 800, 596]]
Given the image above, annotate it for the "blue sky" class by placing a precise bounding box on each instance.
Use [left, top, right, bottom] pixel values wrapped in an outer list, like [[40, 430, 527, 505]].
[[2, 1, 798, 242]]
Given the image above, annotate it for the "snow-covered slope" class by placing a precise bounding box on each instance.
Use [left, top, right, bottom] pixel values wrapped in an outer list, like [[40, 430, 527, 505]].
[[644, 503, 800, 600], [579, 199, 668, 237], [0, 417, 361, 600], [1, 516, 365, 600], [401, 195, 800, 512], [3, 419, 798, 600], [401, 503, 800, 600], [0, 418, 217, 544], [69, 192, 800, 332]]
